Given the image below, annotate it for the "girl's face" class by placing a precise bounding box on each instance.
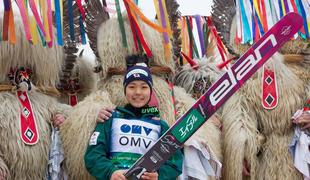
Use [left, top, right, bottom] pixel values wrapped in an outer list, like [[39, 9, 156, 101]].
[[125, 80, 151, 108]]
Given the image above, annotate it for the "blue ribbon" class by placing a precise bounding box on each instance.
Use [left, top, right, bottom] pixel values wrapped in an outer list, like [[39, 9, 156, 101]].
[[4, 0, 10, 10], [79, 16, 86, 44], [68, 0, 75, 41], [249, 0, 256, 43], [240, 0, 252, 43], [283, 0, 290, 14], [54, 0, 63, 45], [278, 0, 284, 18], [296, 0, 309, 38]]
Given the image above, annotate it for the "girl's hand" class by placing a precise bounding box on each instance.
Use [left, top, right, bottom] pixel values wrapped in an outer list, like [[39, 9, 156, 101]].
[[110, 170, 127, 180], [141, 172, 158, 180]]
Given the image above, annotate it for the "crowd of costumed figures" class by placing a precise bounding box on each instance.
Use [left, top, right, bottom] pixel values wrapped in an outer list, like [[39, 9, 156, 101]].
[[0, 0, 309, 179]]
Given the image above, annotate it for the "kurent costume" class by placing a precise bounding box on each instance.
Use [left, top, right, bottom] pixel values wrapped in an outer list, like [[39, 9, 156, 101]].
[[0, 16, 70, 179], [174, 59, 224, 180], [56, 2, 97, 107], [60, 0, 222, 179], [212, 0, 310, 179], [58, 55, 97, 106], [84, 105, 183, 180]]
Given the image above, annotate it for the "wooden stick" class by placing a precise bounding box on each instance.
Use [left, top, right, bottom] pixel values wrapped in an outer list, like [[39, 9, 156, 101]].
[[283, 54, 304, 63]]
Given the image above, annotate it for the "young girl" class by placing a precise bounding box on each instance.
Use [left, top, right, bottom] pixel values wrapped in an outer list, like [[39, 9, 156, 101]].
[[84, 63, 183, 180]]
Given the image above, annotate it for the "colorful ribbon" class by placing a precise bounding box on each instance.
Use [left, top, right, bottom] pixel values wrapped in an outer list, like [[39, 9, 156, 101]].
[[236, 0, 310, 44], [153, 0, 172, 60], [29, 0, 46, 38], [115, 0, 128, 47], [195, 15, 206, 57], [125, 0, 172, 35], [54, 0, 63, 45], [76, 0, 86, 19], [3, 0, 11, 41], [124, 0, 153, 57], [67, 0, 75, 41], [15, 0, 32, 42]]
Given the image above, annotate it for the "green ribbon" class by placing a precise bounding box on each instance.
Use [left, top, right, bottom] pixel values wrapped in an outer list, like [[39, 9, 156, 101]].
[[115, 0, 128, 47], [185, 16, 199, 58]]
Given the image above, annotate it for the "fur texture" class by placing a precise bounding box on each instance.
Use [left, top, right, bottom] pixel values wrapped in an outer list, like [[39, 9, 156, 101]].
[[60, 91, 114, 180], [174, 60, 223, 98], [58, 56, 98, 104], [217, 10, 310, 179], [96, 14, 175, 82], [0, 17, 70, 179], [258, 133, 302, 180], [221, 54, 309, 180], [174, 59, 224, 163], [0, 18, 63, 88], [0, 91, 70, 180]]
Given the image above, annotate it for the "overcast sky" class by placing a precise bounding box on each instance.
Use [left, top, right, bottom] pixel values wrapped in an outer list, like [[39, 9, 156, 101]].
[[132, 0, 214, 17]]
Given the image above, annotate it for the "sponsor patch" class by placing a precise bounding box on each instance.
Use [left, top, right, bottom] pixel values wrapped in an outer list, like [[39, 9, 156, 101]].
[[126, 69, 148, 78], [89, 132, 100, 145]]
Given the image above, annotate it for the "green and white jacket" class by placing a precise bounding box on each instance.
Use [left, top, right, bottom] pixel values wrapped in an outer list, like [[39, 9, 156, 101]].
[[84, 104, 183, 180]]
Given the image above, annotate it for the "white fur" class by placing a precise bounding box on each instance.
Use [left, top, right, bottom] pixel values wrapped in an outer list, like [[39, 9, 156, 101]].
[[0, 16, 70, 180], [221, 53, 309, 180]]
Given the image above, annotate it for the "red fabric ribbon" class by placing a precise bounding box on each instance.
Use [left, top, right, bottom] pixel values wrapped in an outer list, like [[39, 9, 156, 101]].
[[17, 91, 39, 145], [206, 17, 230, 68], [124, 0, 152, 58]]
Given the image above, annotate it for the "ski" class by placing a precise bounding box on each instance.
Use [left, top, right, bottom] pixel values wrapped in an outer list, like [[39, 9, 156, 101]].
[[124, 12, 303, 179]]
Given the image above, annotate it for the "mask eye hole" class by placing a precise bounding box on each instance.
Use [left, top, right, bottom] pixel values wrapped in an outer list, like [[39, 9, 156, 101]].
[[193, 79, 203, 92]]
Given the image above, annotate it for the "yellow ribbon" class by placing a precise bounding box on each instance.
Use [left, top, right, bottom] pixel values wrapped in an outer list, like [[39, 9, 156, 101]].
[[40, 0, 51, 43], [30, 16, 39, 45]]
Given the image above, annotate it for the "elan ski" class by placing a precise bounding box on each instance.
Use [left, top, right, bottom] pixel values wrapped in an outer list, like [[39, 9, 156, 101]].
[[124, 12, 304, 179]]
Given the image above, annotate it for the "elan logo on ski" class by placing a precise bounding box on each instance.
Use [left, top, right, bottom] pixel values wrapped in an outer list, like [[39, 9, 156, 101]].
[[124, 12, 304, 180]]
